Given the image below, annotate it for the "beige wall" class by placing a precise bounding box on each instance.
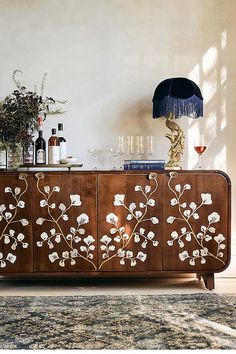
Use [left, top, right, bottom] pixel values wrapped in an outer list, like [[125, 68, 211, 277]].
[[0, 0, 235, 272]]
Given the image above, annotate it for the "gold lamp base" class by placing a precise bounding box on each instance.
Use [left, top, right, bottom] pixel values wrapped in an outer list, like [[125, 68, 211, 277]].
[[165, 113, 185, 170]]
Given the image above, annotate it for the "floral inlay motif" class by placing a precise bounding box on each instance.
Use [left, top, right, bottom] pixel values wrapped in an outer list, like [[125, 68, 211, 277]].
[[99, 173, 160, 269], [0, 173, 29, 267], [35, 172, 96, 269], [167, 172, 226, 266]]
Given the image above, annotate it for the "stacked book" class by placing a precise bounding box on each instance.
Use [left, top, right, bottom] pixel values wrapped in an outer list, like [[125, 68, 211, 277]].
[[124, 159, 165, 170]]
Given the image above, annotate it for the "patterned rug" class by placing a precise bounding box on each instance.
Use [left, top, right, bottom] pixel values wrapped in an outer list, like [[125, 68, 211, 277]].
[[0, 294, 235, 349]]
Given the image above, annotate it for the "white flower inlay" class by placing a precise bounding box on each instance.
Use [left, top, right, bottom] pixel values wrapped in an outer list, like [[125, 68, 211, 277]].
[[44, 186, 50, 194], [99, 175, 159, 269], [175, 184, 181, 192], [70, 194, 81, 206], [77, 213, 89, 225], [36, 218, 44, 225], [49, 252, 59, 263], [135, 185, 142, 191], [4, 187, 11, 193], [106, 213, 118, 224], [100, 235, 112, 244], [0, 204, 6, 212], [20, 219, 29, 226], [6, 253, 16, 264], [114, 194, 125, 206], [214, 233, 225, 243], [167, 216, 175, 224], [40, 199, 47, 207], [179, 250, 189, 261], [35, 176, 96, 269], [0, 166, 28, 269], [201, 193, 212, 205], [151, 217, 159, 224], [171, 198, 178, 206], [167, 174, 226, 266], [208, 212, 220, 224]]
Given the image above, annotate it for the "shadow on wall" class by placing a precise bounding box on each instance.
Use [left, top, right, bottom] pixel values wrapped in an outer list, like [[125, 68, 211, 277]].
[[110, 97, 168, 156], [187, 0, 236, 171], [84, 96, 170, 167]]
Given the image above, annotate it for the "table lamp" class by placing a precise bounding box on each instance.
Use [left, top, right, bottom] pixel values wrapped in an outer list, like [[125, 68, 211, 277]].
[[152, 77, 203, 169]]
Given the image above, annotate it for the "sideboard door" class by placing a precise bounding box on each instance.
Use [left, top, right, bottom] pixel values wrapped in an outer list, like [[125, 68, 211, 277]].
[[163, 171, 230, 272], [32, 172, 97, 272], [97, 173, 163, 272], [0, 172, 32, 273]]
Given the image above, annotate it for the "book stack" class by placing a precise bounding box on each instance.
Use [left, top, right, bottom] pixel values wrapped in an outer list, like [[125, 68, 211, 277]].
[[124, 159, 165, 170]]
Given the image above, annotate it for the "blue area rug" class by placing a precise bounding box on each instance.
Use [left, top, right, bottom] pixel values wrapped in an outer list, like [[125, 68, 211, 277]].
[[0, 293, 235, 349]]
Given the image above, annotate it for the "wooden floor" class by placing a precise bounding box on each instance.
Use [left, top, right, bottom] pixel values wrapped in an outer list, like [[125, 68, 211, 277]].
[[0, 277, 235, 296]]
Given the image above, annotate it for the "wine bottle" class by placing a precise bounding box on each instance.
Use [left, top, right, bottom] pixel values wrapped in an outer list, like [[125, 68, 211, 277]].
[[48, 128, 60, 164], [35, 116, 46, 165], [58, 123, 67, 160], [23, 124, 34, 165]]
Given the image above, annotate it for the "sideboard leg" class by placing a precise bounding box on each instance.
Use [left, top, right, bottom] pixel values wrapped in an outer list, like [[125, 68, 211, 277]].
[[203, 273, 215, 290], [196, 273, 202, 280]]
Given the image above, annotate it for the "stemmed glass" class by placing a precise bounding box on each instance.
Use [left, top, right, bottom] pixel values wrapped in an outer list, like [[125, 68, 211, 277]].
[[194, 135, 207, 169], [108, 136, 125, 170], [88, 148, 103, 170], [108, 147, 120, 170], [146, 135, 154, 160]]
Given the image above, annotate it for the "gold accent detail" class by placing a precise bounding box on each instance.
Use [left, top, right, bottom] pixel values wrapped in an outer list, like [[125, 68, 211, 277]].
[[169, 171, 178, 179], [19, 173, 28, 180], [165, 113, 185, 170], [35, 172, 44, 180], [148, 172, 157, 180]]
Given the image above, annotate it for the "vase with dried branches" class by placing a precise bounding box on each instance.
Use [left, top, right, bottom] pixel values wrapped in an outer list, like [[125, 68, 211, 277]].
[[0, 70, 66, 168]]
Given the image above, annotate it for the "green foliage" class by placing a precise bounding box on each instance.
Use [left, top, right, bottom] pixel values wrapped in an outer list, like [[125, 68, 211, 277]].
[[0, 70, 66, 150]]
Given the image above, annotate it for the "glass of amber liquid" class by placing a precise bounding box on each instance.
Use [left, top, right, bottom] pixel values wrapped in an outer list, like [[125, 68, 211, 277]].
[[194, 135, 207, 169]]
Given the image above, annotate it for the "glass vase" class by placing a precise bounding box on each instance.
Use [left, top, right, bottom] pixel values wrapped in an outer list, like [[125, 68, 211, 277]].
[[6, 144, 23, 169], [0, 143, 6, 169]]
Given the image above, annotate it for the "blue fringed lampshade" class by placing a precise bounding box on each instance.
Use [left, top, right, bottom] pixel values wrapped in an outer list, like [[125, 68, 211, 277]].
[[152, 77, 203, 119]]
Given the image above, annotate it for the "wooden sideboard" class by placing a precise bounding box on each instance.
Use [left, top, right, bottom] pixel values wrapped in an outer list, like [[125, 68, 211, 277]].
[[0, 170, 231, 290]]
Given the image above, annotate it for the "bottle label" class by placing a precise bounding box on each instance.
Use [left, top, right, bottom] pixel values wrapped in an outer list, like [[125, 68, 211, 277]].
[[36, 149, 46, 164], [60, 142, 67, 160], [23, 146, 34, 165], [48, 146, 60, 164]]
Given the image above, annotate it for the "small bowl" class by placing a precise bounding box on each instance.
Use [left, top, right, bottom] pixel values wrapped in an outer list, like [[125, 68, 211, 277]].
[[60, 157, 78, 164]]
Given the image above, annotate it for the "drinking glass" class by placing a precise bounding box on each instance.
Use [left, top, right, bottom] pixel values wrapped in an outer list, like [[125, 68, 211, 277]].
[[125, 135, 135, 160], [88, 148, 103, 170], [146, 135, 154, 160], [135, 135, 144, 159], [118, 135, 125, 169], [194, 135, 207, 169], [108, 147, 120, 170]]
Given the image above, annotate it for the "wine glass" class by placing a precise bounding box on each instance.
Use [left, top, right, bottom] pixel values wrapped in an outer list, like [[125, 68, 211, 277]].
[[108, 147, 120, 170], [146, 135, 154, 160], [88, 148, 103, 170], [194, 135, 207, 169]]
